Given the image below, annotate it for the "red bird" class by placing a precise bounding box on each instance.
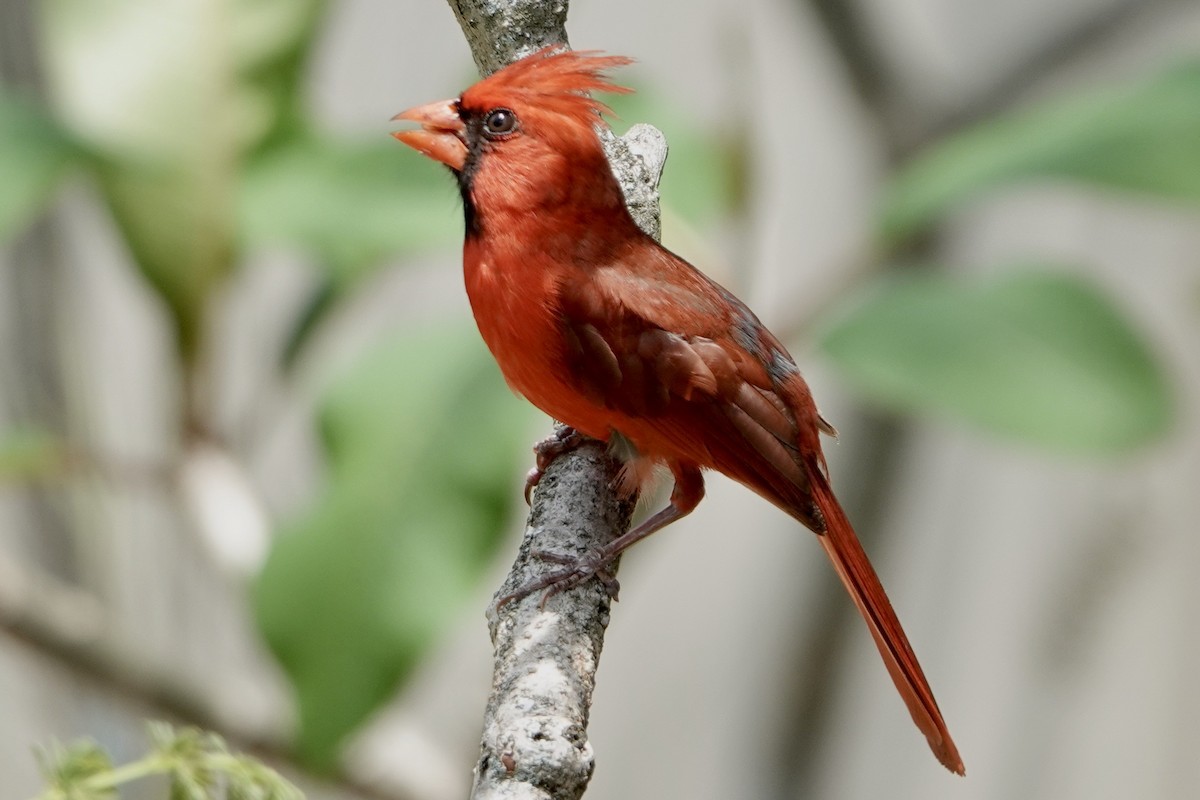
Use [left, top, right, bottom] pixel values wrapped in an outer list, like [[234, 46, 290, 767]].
[[393, 47, 963, 775]]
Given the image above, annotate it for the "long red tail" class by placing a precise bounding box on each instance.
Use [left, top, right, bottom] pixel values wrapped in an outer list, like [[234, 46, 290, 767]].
[[807, 464, 964, 775]]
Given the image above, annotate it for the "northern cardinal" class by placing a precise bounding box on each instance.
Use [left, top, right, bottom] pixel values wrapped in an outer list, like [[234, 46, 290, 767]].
[[393, 47, 963, 775]]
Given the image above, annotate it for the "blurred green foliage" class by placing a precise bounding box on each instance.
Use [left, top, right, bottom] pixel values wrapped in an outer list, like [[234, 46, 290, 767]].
[[34, 723, 301, 800], [816, 62, 1197, 450], [239, 136, 458, 287], [34, 0, 331, 360], [254, 329, 535, 767], [819, 269, 1172, 452], [879, 60, 1200, 242], [0, 95, 79, 240]]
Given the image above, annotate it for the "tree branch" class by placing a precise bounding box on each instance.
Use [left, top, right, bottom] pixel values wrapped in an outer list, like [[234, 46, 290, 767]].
[[474, 436, 635, 800], [441, 3, 667, 797], [447, 0, 569, 77]]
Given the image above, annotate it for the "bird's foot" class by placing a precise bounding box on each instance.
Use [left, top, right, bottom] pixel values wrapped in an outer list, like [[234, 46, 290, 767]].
[[495, 547, 621, 609], [523, 426, 586, 505]]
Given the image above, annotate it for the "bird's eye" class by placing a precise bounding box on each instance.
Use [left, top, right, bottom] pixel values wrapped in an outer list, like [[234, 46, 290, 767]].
[[483, 108, 518, 137]]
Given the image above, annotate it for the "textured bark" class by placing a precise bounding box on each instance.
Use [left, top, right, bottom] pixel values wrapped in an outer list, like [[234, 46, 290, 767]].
[[447, 0, 569, 77], [473, 436, 634, 800], [444, 2, 667, 798]]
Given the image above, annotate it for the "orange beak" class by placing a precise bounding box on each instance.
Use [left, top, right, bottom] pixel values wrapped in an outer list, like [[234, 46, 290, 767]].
[[391, 100, 468, 171]]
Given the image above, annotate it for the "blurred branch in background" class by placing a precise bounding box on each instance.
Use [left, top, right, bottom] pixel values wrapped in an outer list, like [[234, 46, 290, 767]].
[[806, 0, 1191, 157], [891, 0, 1194, 156]]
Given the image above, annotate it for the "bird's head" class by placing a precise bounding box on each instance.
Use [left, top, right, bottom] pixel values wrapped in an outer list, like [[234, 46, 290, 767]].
[[392, 48, 634, 229]]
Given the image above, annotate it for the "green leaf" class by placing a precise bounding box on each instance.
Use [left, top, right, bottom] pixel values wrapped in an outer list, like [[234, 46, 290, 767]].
[[881, 62, 1200, 242], [35, 740, 115, 799], [39, 0, 330, 359], [41, 0, 240, 358], [231, 0, 330, 147], [254, 325, 533, 768], [0, 94, 78, 242], [239, 135, 459, 286], [818, 269, 1173, 453]]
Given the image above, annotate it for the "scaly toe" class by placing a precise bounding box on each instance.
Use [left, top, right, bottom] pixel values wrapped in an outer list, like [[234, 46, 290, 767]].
[[495, 547, 619, 609]]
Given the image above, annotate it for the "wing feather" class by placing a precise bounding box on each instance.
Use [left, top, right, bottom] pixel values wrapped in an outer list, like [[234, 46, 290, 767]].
[[558, 243, 817, 518]]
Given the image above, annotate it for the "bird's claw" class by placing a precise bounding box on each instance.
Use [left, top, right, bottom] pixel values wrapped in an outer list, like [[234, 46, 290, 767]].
[[524, 426, 586, 505], [522, 467, 541, 506], [495, 547, 621, 609]]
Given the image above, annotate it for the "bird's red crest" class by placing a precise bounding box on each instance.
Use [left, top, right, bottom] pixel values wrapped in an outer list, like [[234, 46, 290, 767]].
[[462, 47, 634, 128]]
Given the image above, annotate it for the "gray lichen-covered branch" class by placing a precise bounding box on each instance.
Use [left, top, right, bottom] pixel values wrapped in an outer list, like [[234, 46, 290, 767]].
[[442, 2, 667, 798]]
